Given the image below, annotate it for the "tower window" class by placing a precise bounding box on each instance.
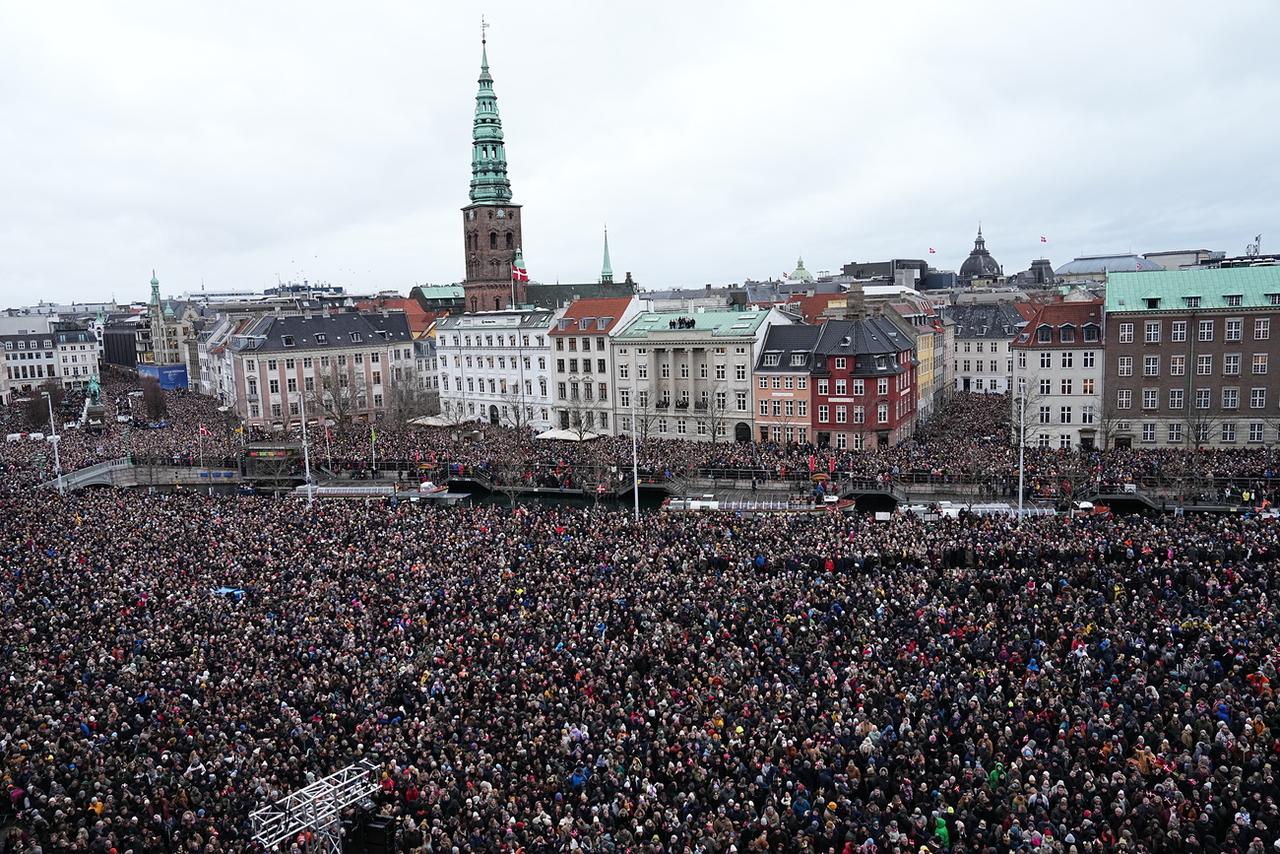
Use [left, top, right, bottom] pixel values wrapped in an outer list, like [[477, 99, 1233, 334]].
[[490, 232, 498, 249], [506, 232, 514, 249]]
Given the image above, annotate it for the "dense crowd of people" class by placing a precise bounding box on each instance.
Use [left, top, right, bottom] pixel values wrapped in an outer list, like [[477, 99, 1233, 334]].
[[5, 384, 1280, 504], [3, 489, 1280, 851]]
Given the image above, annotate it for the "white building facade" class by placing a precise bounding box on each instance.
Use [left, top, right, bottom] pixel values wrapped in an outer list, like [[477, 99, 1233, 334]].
[[611, 307, 791, 443], [1010, 299, 1106, 450], [436, 309, 556, 432]]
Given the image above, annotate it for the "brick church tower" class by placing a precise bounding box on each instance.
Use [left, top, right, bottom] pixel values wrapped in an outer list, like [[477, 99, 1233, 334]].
[[461, 31, 526, 312]]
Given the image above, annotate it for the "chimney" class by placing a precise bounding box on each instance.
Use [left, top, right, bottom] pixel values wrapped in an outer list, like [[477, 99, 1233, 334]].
[[625, 272, 634, 285]]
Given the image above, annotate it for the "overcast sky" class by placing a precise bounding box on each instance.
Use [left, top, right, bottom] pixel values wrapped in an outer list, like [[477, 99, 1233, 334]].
[[2, 1, 1278, 307]]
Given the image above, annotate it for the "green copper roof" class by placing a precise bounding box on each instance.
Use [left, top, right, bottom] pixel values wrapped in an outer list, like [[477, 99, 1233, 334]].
[[469, 35, 512, 204], [601, 227, 613, 284], [1105, 267, 1280, 313], [616, 309, 772, 339], [414, 285, 465, 300], [790, 256, 814, 283], [149, 269, 161, 305]]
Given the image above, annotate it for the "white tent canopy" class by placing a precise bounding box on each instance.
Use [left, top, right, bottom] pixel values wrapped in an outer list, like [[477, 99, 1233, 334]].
[[535, 428, 603, 442], [410, 415, 466, 428]]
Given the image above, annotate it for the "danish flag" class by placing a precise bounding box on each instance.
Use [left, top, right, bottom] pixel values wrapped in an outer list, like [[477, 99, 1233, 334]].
[[511, 262, 529, 282]]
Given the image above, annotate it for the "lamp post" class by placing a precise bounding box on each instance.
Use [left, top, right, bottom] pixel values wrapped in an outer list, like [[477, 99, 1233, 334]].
[[630, 350, 640, 521], [296, 393, 314, 506], [45, 391, 64, 496], [1017, 378, 1026, 520]]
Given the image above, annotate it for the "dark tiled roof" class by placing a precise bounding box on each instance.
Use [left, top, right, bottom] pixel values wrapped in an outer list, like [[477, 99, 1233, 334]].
[[813, 317, 912, 377], [526, 282, 636, 310], [755, 324, 821, 372], [943, 303, 1028, 339], [236, 312, 412, 353]]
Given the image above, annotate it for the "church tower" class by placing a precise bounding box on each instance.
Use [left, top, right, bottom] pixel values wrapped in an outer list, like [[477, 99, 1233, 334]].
[[461, 27, 525, 312]]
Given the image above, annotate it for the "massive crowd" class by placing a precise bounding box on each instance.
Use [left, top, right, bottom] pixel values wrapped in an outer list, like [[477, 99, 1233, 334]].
[[5, 385, 1280, 503], [3, 490, 1280, 852]]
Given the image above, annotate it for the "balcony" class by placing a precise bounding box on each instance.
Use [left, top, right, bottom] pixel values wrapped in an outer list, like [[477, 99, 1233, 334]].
[[656, 399, 670, 409], [675, 399, 690, 410], [694, 400, 709, 411]]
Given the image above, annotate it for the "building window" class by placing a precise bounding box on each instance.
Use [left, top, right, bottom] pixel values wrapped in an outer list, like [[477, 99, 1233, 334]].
[[1250, 422, 1265, 443], [1253, 353, 1269, 374], [1118, 323, 1134, 343], [1198, 320, 1213, 342], [1039, 378, 1052, 395], [1226, 319, 1243, 342], [1170, 355, 1185, 376], [1141, 389, 1157, 410], [834, 357, 846, 369], [1256, 318, 1271, 340], [1117, 356, 1133, 377], [1036, 326, 1052, 343], [1170, 321, 1186, 342], [1081, 404, 1095, 424], [1039, 352, 1051, 369], [877, 378, 888, 395], [1082, 351, 1095, 369], [877, 403, 889, 423], [1168, 388, 1183, 410], [1144, 321, 1160, 343], [1224, 354, 1241, 375], [1196, 355, 1212, 375], [1251, 388, 1267, 409], [835, 405, 847, 424], [1222, 388, 1239, 409], [1116, 389, 1131, 410], [1060, 406, 1073, 423], [1143, 355, 1159, 377], [1038, 406, 1051, 424], [1168, 423, 1183, 444], [1142, 423, 1156, 443], [1061, 351, 1073, 368], [735, 365, 746, 381], [763, 354, 780, 367], [759, 399, 769, 416], [1195, 388, 1211, 409], [736, 392, 747, 411], [1082, 378, 1094, 395], [1221, 422, 1237, 443]]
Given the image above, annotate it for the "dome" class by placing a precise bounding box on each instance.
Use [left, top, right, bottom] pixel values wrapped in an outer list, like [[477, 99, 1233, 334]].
[[789, 256, 814, 283], [959, 228, 1002, 279]]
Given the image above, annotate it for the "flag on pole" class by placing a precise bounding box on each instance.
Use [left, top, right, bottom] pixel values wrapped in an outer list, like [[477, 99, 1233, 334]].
[[928, 248, 936, 254], [198, 424, 211, 437], [370, 426, 378, 444], [233, 426, 244, 434], [1040, 235, 1048, 243], [511, 262, 529, 282], [782, 271, 790, 280]]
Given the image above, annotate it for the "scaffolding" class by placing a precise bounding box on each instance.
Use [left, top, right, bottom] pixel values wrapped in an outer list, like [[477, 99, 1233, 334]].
[[249, 759, 379, 853]]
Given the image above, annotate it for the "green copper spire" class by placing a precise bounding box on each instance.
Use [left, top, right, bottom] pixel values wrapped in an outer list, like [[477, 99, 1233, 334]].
[[469, 26, 512, 204], [600, 226, 613, 284], [149, 269, 161, 305]]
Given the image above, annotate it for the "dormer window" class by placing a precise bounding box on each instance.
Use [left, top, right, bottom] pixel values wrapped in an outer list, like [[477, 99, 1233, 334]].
[[314, 333, 327, 344], [580, 317, 595, 330], [282, 335, 295, 347], [1225, 294, 1243, 307], [1183, 296, 1201, 308], [1059, 325, 1076, 343], [790, 354, 807, 366], [1268, 294, 1280, 306], [1083, 324, 1100, 342], [350, 332, 362, 343], [763, 353, 781, 367], [1144, 297, 1161, 309], [1036, 325, 1052, 343], [598, 317, 613, 330]]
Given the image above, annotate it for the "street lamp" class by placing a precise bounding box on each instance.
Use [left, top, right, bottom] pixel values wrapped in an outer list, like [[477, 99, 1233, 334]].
[[294, 393, 315, 506], [44, 391, 64, 496]]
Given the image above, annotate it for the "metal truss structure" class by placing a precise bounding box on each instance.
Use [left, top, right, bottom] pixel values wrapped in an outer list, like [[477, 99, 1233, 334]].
[[250, 759, 379, 853]]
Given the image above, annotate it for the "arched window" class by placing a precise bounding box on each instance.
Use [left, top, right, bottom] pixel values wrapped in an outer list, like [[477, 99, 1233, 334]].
[[490, 232, 498, 249], [505, 232, 514, 249], [470, 297, 478, 312], [494, 297, 501, 310]]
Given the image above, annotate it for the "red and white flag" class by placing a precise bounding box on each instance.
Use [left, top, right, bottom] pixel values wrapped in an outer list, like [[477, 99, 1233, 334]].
[[1040, 235, 1048, 243], [198, 423, 211, 437], [928, 247, 936, 254], [511, 262, 529, 282]]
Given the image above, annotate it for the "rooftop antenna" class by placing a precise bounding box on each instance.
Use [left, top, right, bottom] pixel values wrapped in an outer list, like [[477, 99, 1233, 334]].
[[1247, 234, 1262, 257]]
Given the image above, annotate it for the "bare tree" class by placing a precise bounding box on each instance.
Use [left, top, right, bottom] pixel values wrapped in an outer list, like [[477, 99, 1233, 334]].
[[696, 386, 733, 446], [1095, 398, 1127, 451], [386, 383, 434, 429], [141, 377, 167, 422], [1185, 408, 1221, 451], [628, 390, 659, 442], [25, 380, 65, 429], [310, 363, 357, 430], [438, 398, 472, 427]]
